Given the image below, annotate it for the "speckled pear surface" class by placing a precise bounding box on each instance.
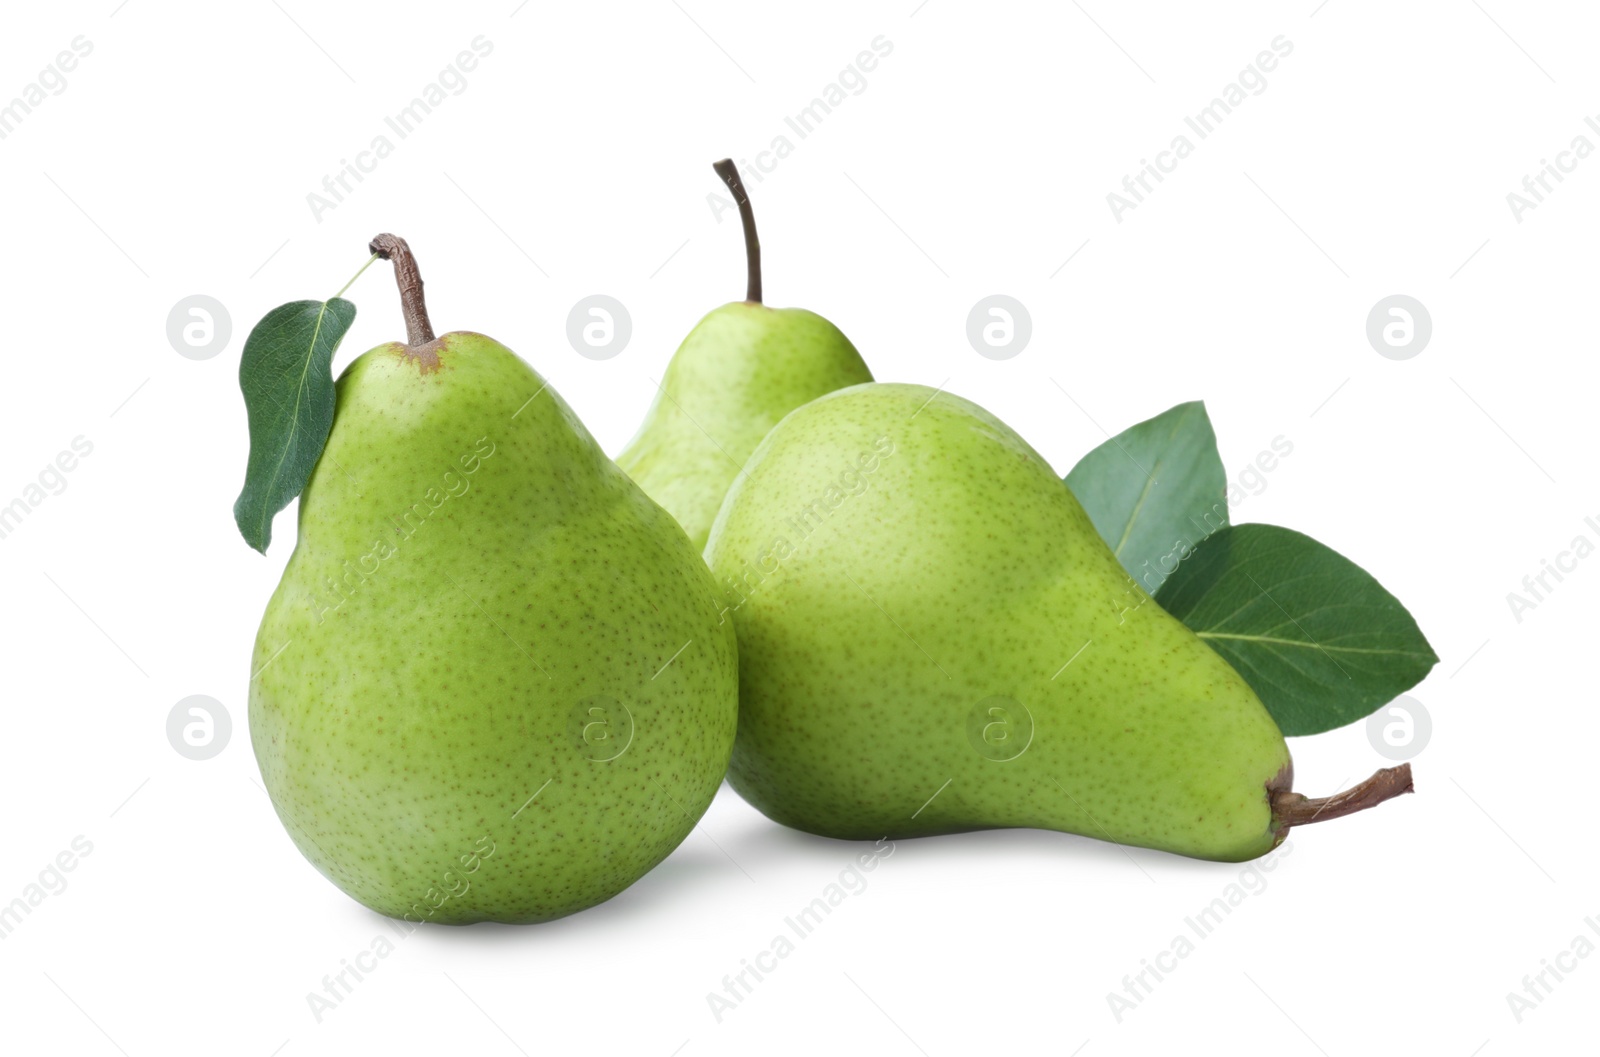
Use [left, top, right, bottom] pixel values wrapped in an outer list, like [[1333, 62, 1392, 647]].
[[617, 302, 872, 551], [704, 383, 1291, 862], [250, 332, 738, 922]]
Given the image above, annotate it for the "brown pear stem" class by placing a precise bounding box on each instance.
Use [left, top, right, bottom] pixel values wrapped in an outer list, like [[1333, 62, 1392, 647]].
[[369, 233, 435, 347], [713, 159, 762, 303], [1272, 763, 1414, 830]]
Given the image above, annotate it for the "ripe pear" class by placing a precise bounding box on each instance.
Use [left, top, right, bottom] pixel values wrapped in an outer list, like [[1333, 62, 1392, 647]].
[[704, 383, 1410, 861], [617, 159, 873, 551], [249, 236, 738, 923]]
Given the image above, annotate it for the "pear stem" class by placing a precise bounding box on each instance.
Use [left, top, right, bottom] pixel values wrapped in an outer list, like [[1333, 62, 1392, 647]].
[[713, 158, 762, 304], [1272, 763, 1414, 831], [369, 233, 435, 347]]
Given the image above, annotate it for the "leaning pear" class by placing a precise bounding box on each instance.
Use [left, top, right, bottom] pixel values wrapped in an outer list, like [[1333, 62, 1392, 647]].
[[704, 382, 1409, 861]]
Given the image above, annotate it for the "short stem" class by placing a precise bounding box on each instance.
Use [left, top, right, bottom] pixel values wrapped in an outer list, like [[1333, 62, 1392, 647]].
[[713, 158, 762, 303], [1272, 763, 1414, 830], [334, 252, 381, 300], [368, 233, 435, 347]]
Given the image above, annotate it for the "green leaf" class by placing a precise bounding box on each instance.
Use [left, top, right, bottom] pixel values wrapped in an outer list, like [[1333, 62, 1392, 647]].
[[1065, 401, 1228, 593], [1154, 524, 1438, 736], [233, 298, 357, 553]]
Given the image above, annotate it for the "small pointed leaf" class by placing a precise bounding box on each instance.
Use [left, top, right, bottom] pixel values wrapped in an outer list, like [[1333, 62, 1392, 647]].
[[1155, 523, 1439, 736], [233, 298, 357, 553], [1065, 401, 1227, 593]]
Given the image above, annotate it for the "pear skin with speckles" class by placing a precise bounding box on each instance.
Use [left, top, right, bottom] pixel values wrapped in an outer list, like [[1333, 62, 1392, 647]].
[[250, 332, 738, 923], [617, 303, 872, 552], [703, 383, 1291, 862]]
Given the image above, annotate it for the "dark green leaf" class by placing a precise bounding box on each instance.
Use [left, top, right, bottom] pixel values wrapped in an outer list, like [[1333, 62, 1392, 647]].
[[232, 298, 357, 553], [1065, 401, 1228, 592], [1155, 523, 1438, 736]]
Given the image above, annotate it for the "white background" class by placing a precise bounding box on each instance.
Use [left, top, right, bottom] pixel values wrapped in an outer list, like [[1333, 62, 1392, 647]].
[[0, 1, 1592, 1053]]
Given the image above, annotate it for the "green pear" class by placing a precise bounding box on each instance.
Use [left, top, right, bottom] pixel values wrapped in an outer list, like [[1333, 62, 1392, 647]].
[[704, 382, 1410, 861], [250, 235, 738, 923], [617, 159, 873, 551]]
